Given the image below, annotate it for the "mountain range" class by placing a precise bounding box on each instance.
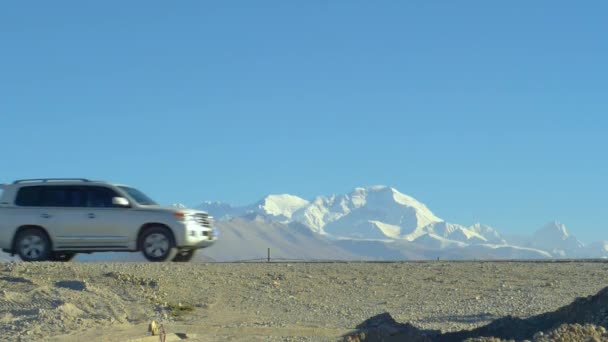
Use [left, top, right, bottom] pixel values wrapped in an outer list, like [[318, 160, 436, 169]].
[[1, 185, 604, 263], [199, 186, 608, 261]]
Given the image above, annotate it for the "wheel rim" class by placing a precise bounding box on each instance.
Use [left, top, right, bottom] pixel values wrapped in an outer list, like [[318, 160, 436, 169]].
[[20, 235, 45, 259], [144, 233, 169, 257]]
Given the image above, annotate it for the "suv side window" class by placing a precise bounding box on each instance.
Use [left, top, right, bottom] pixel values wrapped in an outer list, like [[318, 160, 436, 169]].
[[41, 187, 85, 207], [15, 186, 43, 206], [86, 187, 123, 208], [15, 186, 86, 207]]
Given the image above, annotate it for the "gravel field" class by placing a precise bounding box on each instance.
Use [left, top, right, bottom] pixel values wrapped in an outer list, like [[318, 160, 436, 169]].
[[0, 261, 607, 341]]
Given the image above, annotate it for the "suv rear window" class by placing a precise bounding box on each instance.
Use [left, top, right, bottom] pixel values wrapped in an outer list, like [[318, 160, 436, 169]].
[[15, 186, 43, 206]]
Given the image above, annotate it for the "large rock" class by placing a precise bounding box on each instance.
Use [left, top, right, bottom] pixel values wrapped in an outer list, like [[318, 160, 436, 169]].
[[346, 286, 608, 341]]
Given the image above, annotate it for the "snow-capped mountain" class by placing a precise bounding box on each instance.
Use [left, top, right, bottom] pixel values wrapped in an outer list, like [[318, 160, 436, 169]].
[[198, 186, 605, 260], [468, 223, 507, 244], [200, 186, 506, 245], [199, 194, 309, 222], [527, 221, 585, 257], [414, 222, 487, 244], [311, 186, 443, 237], [200, 186, 445, 238], [254, 194, 309, 222]]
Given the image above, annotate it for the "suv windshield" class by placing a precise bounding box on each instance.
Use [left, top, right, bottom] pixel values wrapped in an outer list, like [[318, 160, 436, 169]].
[[118, 186, 158, 205]]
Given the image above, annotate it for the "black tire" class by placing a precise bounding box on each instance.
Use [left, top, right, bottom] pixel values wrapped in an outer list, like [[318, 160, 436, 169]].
[[51, 252, 76, 262], [139, 226, 178, 262], [15, 228, 52, 262], [172, 249, 197, 262]]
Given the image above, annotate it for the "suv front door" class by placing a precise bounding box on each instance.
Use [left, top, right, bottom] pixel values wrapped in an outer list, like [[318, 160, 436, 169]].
[[78, 186, 133, 249]]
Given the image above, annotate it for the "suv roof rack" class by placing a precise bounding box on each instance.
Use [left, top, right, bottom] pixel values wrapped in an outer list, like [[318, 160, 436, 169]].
[[13, 178, 92, 184]]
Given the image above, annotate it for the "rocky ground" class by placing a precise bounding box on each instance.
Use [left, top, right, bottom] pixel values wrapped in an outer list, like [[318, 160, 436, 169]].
[[0, 261, 607, 341]]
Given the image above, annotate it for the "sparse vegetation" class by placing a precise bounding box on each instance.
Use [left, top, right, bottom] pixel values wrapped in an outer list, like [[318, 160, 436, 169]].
[[1, 262, 607, 341], [167, 302, 195, 318]]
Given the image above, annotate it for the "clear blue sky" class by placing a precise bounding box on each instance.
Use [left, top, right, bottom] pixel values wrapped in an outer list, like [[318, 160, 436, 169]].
[[1, 1, 606, 242]]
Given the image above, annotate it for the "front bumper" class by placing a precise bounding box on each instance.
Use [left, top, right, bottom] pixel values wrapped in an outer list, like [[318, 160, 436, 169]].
[[190, 238, 217, 249], [175, 221, 218, 248]]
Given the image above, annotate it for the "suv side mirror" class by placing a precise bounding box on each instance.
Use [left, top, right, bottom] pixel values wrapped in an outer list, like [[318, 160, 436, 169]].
[[112, 197, 130, 207]]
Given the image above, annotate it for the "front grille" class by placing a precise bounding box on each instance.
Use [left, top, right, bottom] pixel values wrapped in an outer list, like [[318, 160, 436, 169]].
[[194, 213, 212, 228]]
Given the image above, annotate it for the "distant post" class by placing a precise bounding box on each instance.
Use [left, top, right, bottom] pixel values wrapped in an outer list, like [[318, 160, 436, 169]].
[[267, 248, 271, 263]]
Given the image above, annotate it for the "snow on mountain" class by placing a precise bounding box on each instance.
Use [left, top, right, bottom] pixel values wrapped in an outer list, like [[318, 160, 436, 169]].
[[254, 194, 309, 221], [197, 187, 603, 260], [200, 186, 505, 244], [460, 244, 552, 259], [401, 221, 507, 247], [319, 220, 398, 240], [412, 234, 468, 249], [412, 222, 487, 244], [528, 221, 585, 257], [468, 223, 506, 244], [199, 194, 309, 223], [298, 186, 442, 237], [291, 195, 352, 233], [369, 221, 402, 239]]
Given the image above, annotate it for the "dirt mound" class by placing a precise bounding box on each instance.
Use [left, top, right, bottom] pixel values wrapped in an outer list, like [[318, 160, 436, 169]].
[[531, 323, 607, 342], [345, 286, 608, 342], [344, 312, 439, 342]]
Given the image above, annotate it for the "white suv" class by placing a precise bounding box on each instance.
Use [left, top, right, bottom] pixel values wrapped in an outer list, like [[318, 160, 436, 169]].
[[0, 179, 217, 262]]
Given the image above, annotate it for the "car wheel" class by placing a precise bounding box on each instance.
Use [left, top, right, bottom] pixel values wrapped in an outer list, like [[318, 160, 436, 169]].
[[172, 249, 196, 262], [139, 226, 177, 262], [51, 252, 76, 262], [15, 228, 52, 262]]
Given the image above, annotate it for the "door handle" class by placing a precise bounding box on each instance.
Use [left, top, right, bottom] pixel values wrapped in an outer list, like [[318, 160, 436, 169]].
[[87, 213, 96, 219], [40, 213, 52, 219]]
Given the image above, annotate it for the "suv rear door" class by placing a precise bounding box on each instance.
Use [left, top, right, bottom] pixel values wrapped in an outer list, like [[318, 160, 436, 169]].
[[14, 185, 133, 250], [14, 185, 90, 248]]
